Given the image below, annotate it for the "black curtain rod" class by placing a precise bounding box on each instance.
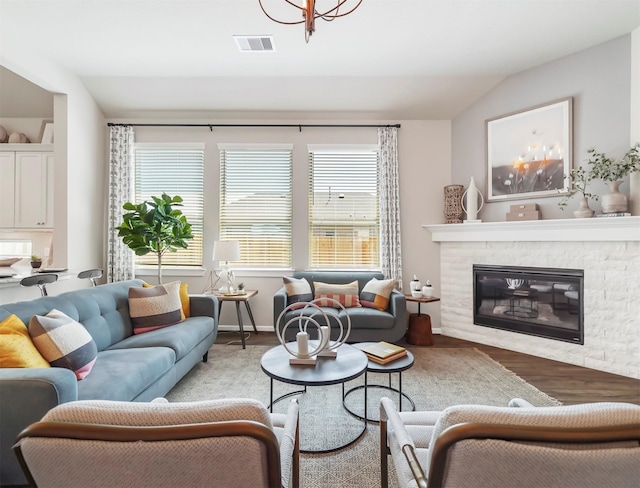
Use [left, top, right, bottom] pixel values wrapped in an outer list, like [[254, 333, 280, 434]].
[[107, 122, 401, 131]]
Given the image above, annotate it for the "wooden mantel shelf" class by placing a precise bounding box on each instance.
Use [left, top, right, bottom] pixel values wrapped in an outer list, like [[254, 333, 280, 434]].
[[423, 216, 640, 242]]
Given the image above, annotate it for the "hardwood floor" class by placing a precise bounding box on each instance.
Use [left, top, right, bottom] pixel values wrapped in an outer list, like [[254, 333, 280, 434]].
[[216, 330, 640, 405]]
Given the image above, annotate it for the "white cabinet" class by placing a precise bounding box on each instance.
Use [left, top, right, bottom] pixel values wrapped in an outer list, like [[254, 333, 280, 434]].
[[0, 153, 16, 228], [0, 150, 54, 229]]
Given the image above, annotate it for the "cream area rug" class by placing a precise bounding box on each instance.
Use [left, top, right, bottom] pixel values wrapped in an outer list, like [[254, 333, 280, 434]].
[[166, 345, 560, 488]]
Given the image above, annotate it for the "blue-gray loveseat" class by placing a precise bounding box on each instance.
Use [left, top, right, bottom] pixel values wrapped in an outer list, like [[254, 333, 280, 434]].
[[273, 271, 407, 344], [0, 279, 218, 486]]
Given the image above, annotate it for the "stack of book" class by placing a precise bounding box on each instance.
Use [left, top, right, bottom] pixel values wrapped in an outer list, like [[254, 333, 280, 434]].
[[361, 341, 407, 365]]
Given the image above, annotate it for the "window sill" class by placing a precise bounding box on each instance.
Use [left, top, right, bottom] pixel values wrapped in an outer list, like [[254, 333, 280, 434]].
[[135, 267, 206, 278]]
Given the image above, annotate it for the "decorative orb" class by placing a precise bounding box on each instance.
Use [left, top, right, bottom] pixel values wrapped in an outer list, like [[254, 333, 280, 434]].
[[0, 125, 7, 143], [8, 132, 29, 143]]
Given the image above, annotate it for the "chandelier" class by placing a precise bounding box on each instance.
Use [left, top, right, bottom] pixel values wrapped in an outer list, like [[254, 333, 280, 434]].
[[258, 0, 364, 42]]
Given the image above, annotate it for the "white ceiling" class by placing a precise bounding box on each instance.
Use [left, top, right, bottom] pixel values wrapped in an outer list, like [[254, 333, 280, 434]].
[[0, 0, 639, 120]]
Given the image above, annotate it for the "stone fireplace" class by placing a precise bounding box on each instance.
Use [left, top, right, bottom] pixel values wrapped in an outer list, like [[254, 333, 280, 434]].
[[425, 217, 640, 379]]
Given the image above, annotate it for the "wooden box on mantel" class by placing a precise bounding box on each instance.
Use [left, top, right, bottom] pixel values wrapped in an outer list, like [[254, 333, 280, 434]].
[[510, 203, 539, 212], [506, 203, 541, 221], [507, 209, 542, 221]]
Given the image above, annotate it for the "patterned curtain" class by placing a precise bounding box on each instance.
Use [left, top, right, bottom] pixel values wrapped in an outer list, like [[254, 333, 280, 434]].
[[378, 127, 403, 290], [107, 125, 135, 282]]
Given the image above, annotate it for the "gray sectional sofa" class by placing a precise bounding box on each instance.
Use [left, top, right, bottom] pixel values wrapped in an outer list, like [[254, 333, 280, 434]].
[[0, 279, 218, 487], [273, 271, 407, 344]]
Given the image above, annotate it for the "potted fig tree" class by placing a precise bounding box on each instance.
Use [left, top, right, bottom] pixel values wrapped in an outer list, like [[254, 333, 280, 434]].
[[117, 193, 193, 284]]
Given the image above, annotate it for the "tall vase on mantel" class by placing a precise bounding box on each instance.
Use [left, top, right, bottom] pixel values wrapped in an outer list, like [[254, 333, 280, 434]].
[[461, 176, 484, 223], [573, 196, 594, 218], [600, 181, 628, 214]]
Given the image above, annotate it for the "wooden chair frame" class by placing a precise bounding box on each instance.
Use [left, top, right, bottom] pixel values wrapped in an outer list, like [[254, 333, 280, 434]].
[[381, 418, 640, 488], [15, 417, 300, 488]]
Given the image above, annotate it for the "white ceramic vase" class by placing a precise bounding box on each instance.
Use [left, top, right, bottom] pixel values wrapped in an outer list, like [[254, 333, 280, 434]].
[[600, 181, 628, 214], [461, 177, 484, 221], [573, 196, 594, 218]]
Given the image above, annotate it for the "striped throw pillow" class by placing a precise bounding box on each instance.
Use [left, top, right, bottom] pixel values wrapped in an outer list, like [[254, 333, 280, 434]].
[[29, 309, 98, 380], [360, 277, 396, 311], [313, 280, 362, 308], [283, 276, 313, 309], [129, 281, 184, 334], [143, 282, 190, 318]]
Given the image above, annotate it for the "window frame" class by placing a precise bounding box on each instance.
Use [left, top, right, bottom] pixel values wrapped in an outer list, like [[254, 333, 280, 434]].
[[218, 143, 294, 270], [307, 144, 381, 271], [131, 142, 205, 271]]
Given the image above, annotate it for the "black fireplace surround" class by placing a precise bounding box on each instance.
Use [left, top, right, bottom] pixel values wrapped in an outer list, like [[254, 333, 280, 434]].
[[473, 264, 584, 344]]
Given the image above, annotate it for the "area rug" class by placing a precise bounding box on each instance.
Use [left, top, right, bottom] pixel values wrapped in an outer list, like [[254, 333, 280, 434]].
[[166, 345, 560, 488]]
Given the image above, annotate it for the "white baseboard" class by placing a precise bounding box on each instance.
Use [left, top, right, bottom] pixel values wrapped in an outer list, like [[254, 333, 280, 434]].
[[218, 324, 274, 333], [218, 324, 443, 335]]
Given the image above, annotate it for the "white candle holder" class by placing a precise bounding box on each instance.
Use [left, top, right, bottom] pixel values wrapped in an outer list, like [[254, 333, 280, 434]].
[[275, 298, 351, 365]]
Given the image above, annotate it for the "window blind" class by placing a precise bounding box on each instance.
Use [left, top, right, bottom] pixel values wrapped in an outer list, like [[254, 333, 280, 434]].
[[219, 146, 292, 268], [133, 144, 204, 266], [308, 149, 380, 269]]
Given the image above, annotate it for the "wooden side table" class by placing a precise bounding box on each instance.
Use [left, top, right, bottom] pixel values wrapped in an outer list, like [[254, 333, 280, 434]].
[[212, 290, 258, 349], [404, 295, 440, 346]]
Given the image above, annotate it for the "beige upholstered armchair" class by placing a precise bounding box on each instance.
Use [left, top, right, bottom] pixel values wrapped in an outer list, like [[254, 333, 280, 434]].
[[380, 396, 640, 488], [14, 397, 299, 488]]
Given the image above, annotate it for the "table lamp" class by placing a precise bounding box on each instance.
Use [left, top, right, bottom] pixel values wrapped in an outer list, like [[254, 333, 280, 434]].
[[212, 240, 240, 293]]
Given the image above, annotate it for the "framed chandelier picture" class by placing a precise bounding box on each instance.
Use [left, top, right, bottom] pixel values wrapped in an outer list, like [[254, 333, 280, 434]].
[[485, 97, 572, 202]]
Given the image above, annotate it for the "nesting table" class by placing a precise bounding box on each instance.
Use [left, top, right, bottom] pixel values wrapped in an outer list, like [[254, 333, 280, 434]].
[[344, 342, 416, 422], [260, 342, 368, 453]]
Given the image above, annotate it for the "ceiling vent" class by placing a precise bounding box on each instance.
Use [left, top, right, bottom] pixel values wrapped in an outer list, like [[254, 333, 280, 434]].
[[233, 36, 275, 53]]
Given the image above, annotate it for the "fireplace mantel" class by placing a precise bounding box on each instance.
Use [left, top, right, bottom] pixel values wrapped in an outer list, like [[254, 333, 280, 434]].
[[423, 216, 640, 242]]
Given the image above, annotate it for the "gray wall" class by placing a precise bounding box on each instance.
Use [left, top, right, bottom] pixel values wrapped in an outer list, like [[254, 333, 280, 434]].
[[452, 35, 632, 221]]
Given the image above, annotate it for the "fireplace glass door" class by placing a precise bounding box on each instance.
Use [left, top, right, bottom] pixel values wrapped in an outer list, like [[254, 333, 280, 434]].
[[473, 265, 584, 344]]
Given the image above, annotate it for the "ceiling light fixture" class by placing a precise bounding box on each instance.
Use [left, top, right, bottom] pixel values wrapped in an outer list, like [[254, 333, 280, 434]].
[[258, 0, 363, 43]]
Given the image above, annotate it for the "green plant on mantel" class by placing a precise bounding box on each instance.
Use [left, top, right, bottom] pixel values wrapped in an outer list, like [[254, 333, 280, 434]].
[[586, 143, 640, 183], [558, 166, 598, 210], [117, 193, 193, 284]]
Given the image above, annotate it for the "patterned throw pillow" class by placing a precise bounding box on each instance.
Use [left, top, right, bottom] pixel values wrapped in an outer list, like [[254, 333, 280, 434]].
[[313, 280, 362, 308], [0, 314, 50, 368], [29, 309, 97, 379], [360, 277, 396, 311], [283, 276, 313, 309], [129, 281, 184, 334], [143, 282, 190, 318]]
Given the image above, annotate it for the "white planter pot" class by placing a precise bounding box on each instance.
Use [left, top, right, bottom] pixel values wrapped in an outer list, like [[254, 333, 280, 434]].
[[601, 181, 628, 214]]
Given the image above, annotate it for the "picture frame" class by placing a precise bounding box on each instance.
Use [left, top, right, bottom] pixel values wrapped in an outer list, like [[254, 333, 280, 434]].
[[485, 97, 572, 202], [39, 120, 54, 144]]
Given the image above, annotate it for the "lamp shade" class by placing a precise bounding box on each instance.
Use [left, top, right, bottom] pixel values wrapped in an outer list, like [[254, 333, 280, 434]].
[[212, 240, 240, 263]]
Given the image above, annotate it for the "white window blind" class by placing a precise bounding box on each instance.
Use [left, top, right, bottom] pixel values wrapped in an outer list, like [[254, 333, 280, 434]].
[[308, 147, 380, 269], [219, 145, 292, 268], [133, 144, 204, 267]]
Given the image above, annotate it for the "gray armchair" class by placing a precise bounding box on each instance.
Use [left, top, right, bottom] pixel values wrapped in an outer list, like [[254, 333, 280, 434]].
[[14, 397, 299, 488], [273, 271, 407, 343], [380, 396, 640, 488]]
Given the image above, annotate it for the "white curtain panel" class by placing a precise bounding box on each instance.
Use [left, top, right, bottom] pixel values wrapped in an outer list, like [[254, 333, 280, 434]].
[[378, 127, 403, 290], [107, 125, 134, 283]]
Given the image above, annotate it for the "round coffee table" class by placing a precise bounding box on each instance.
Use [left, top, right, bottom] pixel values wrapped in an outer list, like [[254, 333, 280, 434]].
[[343, 342, 416, 422], [260, 342, 368, 453]]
